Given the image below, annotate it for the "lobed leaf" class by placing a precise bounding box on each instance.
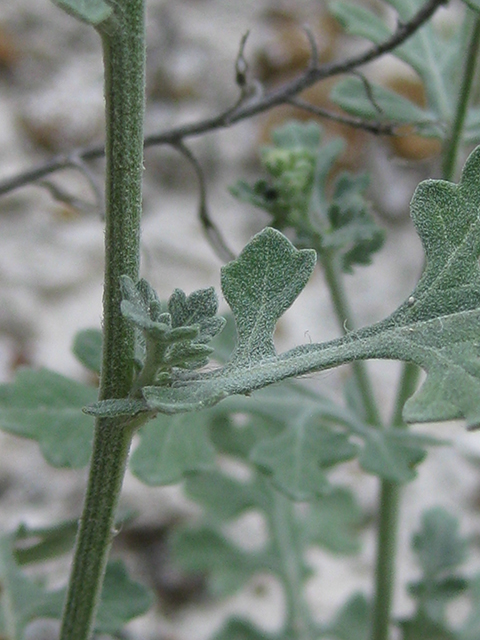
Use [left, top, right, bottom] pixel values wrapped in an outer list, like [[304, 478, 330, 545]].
[[221, 227, 316, 366], [330, 78, 437, 129], [412, 508, 467, 578], [398, 614, 457, 640], [182, 470, 258, 521], [230, 121, 384, 272]]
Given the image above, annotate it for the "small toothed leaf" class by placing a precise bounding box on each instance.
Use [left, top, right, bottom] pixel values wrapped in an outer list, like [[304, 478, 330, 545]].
[[221, 227, 316, 365]]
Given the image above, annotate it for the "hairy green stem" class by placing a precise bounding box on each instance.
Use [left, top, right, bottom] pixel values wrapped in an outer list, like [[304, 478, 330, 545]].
[[442, 11, 480, 182], [320, 251, 382, 427], [59, 3, 146, 639]]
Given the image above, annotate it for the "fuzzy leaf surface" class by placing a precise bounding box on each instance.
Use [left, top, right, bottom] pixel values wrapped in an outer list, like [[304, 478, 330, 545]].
[[0, 369, 96, 468], [86, 146, 480, 429], [221, 227, 316, 365]]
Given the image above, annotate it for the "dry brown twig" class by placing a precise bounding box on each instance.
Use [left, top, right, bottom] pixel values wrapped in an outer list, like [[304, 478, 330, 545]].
[[0, 0, 446, 198]]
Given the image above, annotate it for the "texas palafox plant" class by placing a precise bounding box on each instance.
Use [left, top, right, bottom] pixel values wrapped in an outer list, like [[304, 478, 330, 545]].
[[2, 1, 480, 640]]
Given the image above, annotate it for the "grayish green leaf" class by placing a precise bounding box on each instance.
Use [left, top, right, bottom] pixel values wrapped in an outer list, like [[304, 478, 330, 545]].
[[183, 471, 257, 520], [0, 369, 96, 468], [51, 0, 113, 26], [328, 0, 456, 121], [412, 508, 467, 578], [231, 122, 384, 272], [221, 227, 316, 366], [303, 488, 362, 554], [72, 328, 102, 375], [327, 593, 371, 640], [84, 397, 147, 418], [95, 560, 154, 634], [331, 78, 437, 127], [83, 147, 480, 431], [172, 527, 260, 596], [212, 618, 277, 640], [250, 423, 356, 501], [130, 412, 216, 485], [459, 574, 480, 640], [0, 535, 152, 638], [398, 614, 457, 640]]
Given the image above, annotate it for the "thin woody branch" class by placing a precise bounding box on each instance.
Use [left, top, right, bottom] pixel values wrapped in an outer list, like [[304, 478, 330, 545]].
[[287, 97, 397, 135], [0, 0, 446, 198]]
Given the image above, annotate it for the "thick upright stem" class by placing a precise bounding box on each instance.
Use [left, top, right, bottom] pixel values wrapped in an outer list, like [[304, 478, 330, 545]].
[[60, 3, 146, 640]]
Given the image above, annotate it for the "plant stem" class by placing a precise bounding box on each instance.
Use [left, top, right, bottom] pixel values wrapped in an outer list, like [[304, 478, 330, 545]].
[[442, 10, 480, 182], [370, 362, 420, 640], [270, 489, 315, 640], [320, 251, 382, 427], [60, 3, 146, 640]]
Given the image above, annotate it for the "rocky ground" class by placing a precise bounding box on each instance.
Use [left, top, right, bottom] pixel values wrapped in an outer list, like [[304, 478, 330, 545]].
[[0, 1, 478, 639]]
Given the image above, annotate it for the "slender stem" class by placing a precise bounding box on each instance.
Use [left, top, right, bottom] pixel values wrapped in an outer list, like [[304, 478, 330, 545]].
[[59, 3, 146, 640], [371, 363, 420, 640], [270, 490, 315, 640], [371, 14, 480, 639], [320, 251, 383, 427], [442, 11, 480, 182]]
